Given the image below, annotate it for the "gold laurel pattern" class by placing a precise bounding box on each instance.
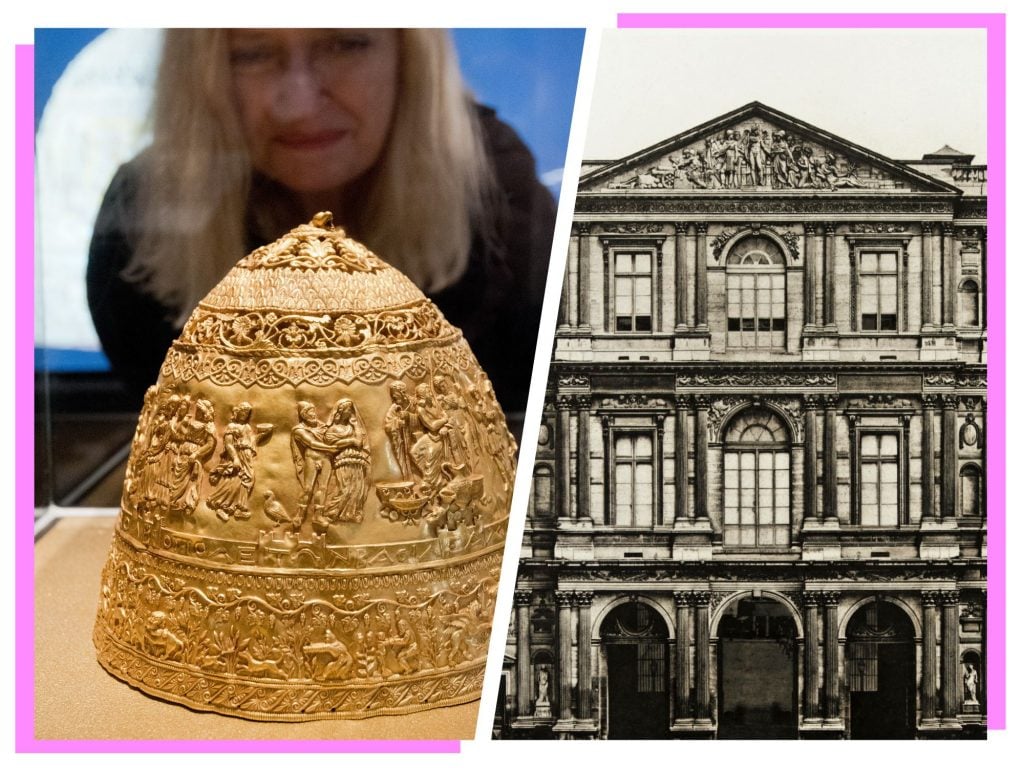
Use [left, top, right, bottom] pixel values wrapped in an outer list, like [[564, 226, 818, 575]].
[[179, 301, 452, 354]]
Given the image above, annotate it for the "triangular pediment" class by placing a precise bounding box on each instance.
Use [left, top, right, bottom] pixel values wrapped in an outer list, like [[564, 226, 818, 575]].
[[580, 102, 960, 195]]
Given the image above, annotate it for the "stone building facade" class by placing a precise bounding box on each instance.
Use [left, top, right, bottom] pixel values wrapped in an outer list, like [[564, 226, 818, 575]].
[[496, 103, 987, 740]]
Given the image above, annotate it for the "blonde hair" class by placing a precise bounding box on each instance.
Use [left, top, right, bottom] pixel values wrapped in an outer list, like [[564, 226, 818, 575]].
[[127, 29, 493, 324]]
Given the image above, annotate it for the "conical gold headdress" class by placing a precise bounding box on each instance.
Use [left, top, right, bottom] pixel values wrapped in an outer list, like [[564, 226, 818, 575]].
[[93, 213, 516, 720]]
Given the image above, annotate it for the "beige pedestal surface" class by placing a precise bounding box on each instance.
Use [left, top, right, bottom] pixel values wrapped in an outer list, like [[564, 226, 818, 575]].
[[34, 516, 477, 741]]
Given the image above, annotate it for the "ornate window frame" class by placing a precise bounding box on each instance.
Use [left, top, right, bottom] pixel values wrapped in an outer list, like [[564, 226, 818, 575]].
[[845, 233, 912, 333], [599, 234, 666, 334], [847, 411, 911, 527]]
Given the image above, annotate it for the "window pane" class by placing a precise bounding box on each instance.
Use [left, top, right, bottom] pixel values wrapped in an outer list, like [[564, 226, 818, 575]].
[[879, 252, 897, 271], [861, 252, 878, 272], [635, 435, 653, 458], [741, 452, 755, 471], [862, 434, 879, 456], [616, 253, 631, 273], [880, 314, 897, 330], [636, 276, 651, 297], [635, 253, 650, 272], [616, 435, 632, 457], [635, 315, 652, 331], [880, 435, 898, 456], [616, 316, 633, 331], [862, 314, 878, 330]]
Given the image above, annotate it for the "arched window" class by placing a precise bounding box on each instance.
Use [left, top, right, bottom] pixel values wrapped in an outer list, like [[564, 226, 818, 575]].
[[723, 407, 790, 548], [726, 236, 786, 348], [960, 464, 982, 516], [959, 279, 980, 326]]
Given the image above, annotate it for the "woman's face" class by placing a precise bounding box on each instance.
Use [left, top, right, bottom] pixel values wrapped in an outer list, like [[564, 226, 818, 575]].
[[228, 29, 400, 195]]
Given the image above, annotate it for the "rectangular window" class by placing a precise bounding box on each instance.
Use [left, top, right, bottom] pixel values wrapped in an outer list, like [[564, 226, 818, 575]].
[[614, 252, 653, 332], [859, 251, 898, 331], [859, 433, 899, 525], [614, 433, 654, 526], [723, 449, 790, 547], [727, 271, 785, 348]]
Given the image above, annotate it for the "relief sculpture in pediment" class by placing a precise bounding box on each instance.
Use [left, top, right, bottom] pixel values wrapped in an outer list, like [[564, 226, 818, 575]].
[[606, 119, 893, 192]]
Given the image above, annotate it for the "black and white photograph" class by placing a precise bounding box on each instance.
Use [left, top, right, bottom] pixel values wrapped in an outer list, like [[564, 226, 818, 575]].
[[495, 28, 988, 740]]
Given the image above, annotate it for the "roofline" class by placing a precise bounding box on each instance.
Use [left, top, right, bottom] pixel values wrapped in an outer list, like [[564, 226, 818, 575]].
[[580, 101, 963, 195]]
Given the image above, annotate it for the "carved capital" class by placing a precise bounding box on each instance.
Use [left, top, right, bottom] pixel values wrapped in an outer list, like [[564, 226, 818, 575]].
[[820, 591, 841, 607], [941, 590, 961, 606], [922, 394, 941, 409], [921, 222, 935, 236], [940, 394, 959, 410], [674, 221, 688, 235], [803, 393, 823, 410], [824, 222, 835, 235], [942, 222, 956, 237], [555, 591, 575, 609], [555, 394, 575, 411], [573, 591, 594, 607], [514, 590, 533, 607], [695, 221, 708, 236], [675, 393, 692, 409], [691, 591, 711, 608], [804, 222, 818, 236], [824, 395, 840, 410], [801, 592, 821, 609], [576, 222, 591, 236], [921, 590, 941, 608], [673, 591, 690, 608], [694, 395, 711, 411]]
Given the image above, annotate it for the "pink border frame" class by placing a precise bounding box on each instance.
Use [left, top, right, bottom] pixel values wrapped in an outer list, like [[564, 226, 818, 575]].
[[13, 43, 459, 753], [617, 13, 1006, 731]]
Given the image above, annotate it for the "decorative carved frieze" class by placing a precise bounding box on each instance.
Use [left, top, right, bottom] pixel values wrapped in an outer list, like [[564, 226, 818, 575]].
[[601, 222, 665, 234], [575, 198, 956, 216], [924, 374, 956, 387], [846, 395, 916, 409], [558, 374, 590, 388], [596, 394, 671, 409], [850, 223, 909, 234], [677, 372, 836, 388]]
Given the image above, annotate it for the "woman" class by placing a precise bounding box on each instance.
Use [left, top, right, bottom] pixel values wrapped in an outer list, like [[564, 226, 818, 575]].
[[87, 29, 556, 417]]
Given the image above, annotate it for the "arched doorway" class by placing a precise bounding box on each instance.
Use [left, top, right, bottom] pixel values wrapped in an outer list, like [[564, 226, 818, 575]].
[[717, 596, 798, 739], [846, 600, 916, 739], [599, 601, 669, 739]]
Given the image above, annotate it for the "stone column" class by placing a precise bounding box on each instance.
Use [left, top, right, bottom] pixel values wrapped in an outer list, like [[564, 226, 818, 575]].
[[940, 590, 961, 720], [674, 395, 690, 522], [804, 396, 820, 521], [823, 396, 839, 520], [556, 591, 574, 722], [515, 590, 533, 718], [804, 222, 818, 327], [921, 222, 934, 327], [577, 223, 591, 329], [941, 394, 958, 519], [693, 591, 712, 721], [576, 397, 592, 522], [942, 223, 956, 327], [556, 396, 572, 521], [559, 242, 571, 328], [922, 396, 937, 521], [675, 223, 689, 330], [802, 593, 821, 720], [575, 592, 593, 721], [823, 223, 836, 327], [673, 592, 691, 720], [694, 397, 709, 519], [695, 222, 708, 329], [822, 591, 840, 720], [921, 591, 939, 722]]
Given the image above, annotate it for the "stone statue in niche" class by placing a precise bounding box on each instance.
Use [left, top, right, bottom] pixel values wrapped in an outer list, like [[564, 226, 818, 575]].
[[534, 665, 553, 718], [963, 663, 980, 704]]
